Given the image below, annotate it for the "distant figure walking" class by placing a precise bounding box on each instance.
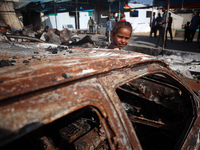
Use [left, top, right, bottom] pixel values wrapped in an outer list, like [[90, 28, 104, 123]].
[[150, 12, 157, 38], [106, 17, 113, 42], [166, 13, 173, 41], [88, 17, 94, 34], [188, 12, 200, 42]]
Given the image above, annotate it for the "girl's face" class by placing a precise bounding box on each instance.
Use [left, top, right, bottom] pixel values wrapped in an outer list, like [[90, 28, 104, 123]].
[[112, 28, 131, 49]]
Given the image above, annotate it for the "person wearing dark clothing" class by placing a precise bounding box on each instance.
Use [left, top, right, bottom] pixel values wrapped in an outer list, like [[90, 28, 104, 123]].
[[188, 12, 200, 42], [155, 13, 162, 37], [150, 12, 157, 38], [113, 12, 118, 23], [166, 13, 173, 41], [184, 22, 190, 42]]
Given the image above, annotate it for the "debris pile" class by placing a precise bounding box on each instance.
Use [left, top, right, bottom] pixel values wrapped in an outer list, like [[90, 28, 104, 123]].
[[157, 54, 200, 80], [0, 59, 14, 68], [12, 25, 72, 44], [45, 46, 71, 54]]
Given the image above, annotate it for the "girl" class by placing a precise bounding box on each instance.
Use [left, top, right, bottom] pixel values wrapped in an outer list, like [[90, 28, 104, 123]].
[[108, 21, 132, 50]]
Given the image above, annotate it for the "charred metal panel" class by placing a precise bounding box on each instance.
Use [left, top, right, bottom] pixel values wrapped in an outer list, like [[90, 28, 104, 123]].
[[0, 47, 199, 149], [0, 77, 132, 149], [98, 62, 198, 150], [179, 76, 200, 98], [0, 48, 156, 101], [181, 116, 200, 149]]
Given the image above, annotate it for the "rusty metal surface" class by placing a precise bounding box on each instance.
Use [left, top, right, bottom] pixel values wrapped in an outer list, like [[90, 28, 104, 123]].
[[0, 47, 156, 101], [0, 46, 159, 149], [40, 136, 57, 150], [0, 75, 132, 149], [181, 115, 200, 150], [179, 76, 200, 98], [1, 45, 200, 149], [98, 62, 200, 150]]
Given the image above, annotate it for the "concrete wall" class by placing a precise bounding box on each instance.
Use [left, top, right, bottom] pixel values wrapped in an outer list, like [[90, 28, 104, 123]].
[[125, 10, 151, 33], [125, 4, 157, 33], [44, 11, 92, 31], [171, 13, 183, 29], [176, 13, 193, 28], [79, 12, 90, 29], [44, 12, 75, 30]]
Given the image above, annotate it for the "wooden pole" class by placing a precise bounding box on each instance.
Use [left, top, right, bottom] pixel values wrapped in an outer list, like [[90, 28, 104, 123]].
[[54, 0, 57, 29], [76, 0, 78, 30], [109, 2, 111, 43], [119, 1, 121, 21], [149, 6, 154, 37]]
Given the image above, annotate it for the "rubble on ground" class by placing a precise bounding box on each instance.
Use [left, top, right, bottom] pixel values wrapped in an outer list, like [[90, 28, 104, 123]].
[[157, 54, 200, 80], [12, 24, 72, 44]]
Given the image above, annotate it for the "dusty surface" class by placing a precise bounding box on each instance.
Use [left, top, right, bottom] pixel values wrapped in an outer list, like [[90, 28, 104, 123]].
[[157, 54, 200, 80], [1, 37, 199, 81]]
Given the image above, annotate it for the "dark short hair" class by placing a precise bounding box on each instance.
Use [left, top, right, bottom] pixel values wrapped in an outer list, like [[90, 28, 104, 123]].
[[112, 21, 132, 36], [163, 6, 167, 9]]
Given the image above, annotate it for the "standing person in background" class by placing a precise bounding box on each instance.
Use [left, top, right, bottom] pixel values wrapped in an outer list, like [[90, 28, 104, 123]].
[[111, 13, 116, 28], [156, 6, 167, 48], [166, 13, 173, 42], [156, 13, 162, 36], [112, 12, 118, 23], [188, 12, 200, 42], [106, 17, 113, 42], [88, 17, 94, 34], [150, 12, 157, 38], [120, 12, 126, 22], [184, 21, 190, 42]]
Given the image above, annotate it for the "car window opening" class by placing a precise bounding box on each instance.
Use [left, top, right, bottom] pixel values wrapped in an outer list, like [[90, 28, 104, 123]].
[[1, 107, 111, 150], [116, 73, 194, 150]]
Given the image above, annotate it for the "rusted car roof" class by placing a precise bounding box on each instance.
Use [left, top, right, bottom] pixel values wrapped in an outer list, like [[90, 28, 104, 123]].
[[0, 47, 163, 148], [0, 48, 159, 101], [0, 47, 200, 149]]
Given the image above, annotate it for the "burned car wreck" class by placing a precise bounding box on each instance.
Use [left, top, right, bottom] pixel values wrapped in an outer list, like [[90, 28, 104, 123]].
[[0, 47, 200, 150]]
